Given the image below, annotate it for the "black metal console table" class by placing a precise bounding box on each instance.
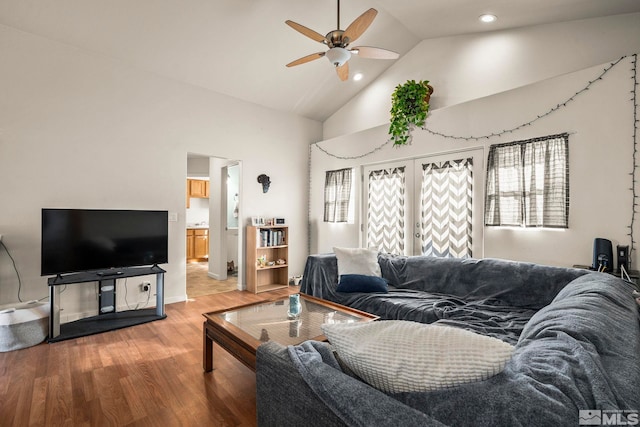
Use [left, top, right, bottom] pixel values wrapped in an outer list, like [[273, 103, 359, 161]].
[[47, 265, 166, 343]]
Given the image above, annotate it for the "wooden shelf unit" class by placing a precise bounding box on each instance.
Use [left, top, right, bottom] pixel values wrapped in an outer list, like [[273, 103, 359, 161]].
[[246, 225, 289, 294]]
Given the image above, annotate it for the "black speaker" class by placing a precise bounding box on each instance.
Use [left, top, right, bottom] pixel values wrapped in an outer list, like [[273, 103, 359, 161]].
[[593, 238, 613, 272], [617, 245, 630, 273]]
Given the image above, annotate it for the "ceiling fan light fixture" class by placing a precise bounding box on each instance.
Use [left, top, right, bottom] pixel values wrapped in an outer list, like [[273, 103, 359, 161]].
[[326, 47, 351, 67], [285, 2, 389, 80]]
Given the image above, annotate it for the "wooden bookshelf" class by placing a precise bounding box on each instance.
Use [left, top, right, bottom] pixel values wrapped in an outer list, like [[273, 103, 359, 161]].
[[246, 225, 289, 294]]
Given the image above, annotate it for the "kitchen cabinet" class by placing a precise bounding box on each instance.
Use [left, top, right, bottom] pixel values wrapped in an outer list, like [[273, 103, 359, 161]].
[[187, 228, 208, 261], [194, 229, 209, 259], [186, 232, 195, 259], [188, 179, 209, 198], [187, 179, 209, 209]]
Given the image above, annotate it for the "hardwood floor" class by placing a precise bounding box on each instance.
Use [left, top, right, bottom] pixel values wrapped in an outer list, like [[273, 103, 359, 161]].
[[0, 287, 295, 427]]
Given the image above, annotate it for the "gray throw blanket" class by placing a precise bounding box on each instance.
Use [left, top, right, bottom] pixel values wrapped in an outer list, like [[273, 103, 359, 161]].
[[301, 253, 587, 344], [292, 269, 640, 426], [287, 341, 446, 427]]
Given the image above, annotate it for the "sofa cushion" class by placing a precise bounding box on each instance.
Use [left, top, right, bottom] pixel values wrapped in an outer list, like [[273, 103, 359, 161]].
[[333, 247, 381, 277], [322, 320, 514, 394], [337, 274, 388, 293]]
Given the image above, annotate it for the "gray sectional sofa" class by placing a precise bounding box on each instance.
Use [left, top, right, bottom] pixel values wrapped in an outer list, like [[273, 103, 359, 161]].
[[256, 253, 640, 426]]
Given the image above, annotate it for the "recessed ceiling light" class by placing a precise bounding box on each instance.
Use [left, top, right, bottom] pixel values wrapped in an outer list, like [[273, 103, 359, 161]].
[[353, 73, 364, 81], [479, 14, 497, 23]]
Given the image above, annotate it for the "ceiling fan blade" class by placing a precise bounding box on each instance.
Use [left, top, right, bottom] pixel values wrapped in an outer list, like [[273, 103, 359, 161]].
[[285, 20, 328, 44], [342, 8, 377, 45], [286, 52, 326, 67], [351, 46, 399, 60], [336, 61, 349, 81]]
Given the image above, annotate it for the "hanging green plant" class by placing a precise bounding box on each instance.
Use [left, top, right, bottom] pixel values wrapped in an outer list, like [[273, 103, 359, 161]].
[[389, 80, 433, 146]]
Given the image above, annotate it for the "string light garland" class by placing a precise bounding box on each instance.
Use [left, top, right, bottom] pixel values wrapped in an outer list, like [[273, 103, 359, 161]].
[[313, 54, 633, 159], [423, 56, 628, 141], [628, 54, 639, 258], [311, 54, 640, 263], [314, 138, 392, 160], [307, 144, 313, 254]]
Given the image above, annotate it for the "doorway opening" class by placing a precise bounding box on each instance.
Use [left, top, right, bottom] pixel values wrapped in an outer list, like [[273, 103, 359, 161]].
[[186, 154, 242, 297]]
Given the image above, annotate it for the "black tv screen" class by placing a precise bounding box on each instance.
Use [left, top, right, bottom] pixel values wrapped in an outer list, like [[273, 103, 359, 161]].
[[41, 209, 168, 276]]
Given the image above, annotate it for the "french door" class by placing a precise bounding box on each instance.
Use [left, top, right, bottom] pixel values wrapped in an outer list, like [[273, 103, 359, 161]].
[[363, 149, 484, 258]]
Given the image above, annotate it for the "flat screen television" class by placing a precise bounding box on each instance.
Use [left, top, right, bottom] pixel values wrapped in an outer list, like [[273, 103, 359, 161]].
[[41, 209, 168, 276]]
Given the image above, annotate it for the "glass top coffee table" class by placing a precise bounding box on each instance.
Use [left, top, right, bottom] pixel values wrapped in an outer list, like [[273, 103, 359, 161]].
[[203, 293, 378, 372]]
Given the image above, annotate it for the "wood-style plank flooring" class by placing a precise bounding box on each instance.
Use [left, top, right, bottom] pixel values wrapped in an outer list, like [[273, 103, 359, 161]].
[[186, 262, 238, 298], [0, 287, 295, 427]]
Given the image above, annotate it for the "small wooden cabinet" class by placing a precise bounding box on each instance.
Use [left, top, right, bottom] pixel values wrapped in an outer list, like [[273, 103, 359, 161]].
[[246, 225, 288, 294], [194, 229, 209, 259], [186, 179, 209, 208], [187, 228, 208, 262], [187, 231, 195, 259], [188, 179, 209, 198]]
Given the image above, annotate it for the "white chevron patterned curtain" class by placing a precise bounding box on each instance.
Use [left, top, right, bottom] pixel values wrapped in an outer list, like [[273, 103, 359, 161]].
[[367, 167, 406, 254], [324, 168, 352, 222], [485, 134, 569, 228], [420, 158, 473, 258]]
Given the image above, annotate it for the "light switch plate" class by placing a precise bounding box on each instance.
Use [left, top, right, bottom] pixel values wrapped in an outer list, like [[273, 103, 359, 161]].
[[168, 212, 178, 222]]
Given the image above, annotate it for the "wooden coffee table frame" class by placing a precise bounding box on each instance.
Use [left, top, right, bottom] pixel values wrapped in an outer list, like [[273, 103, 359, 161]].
[[203, 293, 377, 372]]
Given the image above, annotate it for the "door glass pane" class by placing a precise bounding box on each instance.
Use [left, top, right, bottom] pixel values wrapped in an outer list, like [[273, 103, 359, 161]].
[[366, 167, 406, 255], [419, 158, 473, 258]]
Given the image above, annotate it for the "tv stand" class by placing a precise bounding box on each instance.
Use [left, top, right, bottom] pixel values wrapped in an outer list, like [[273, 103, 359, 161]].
[[96, 270, 124, 277], [47, 266, 166, 342]]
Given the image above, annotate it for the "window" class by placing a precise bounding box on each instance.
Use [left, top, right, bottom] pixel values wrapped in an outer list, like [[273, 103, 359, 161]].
[[324, 168, 353, 223], [485, 133, 569, 228]]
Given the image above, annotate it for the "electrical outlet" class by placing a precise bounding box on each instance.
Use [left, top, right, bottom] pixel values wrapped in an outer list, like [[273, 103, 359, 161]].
[[140, 282, 151, 292]]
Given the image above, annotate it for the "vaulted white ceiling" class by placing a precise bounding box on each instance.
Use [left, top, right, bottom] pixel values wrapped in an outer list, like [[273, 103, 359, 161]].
[[1, 0, 639, 122]]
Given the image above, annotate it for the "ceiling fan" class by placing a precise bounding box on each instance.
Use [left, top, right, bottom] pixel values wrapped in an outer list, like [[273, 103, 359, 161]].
[[285, 0, 399, 81]]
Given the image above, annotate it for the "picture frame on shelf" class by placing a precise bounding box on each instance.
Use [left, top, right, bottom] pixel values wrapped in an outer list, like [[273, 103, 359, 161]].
[[251, 216, 265, 226]]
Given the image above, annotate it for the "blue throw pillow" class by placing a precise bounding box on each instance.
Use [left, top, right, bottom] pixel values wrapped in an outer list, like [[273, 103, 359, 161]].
[[337, 274, 388, 293]]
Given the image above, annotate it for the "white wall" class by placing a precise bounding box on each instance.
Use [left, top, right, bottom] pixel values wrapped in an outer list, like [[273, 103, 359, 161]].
[[311, 58, 638, 268], [323, 13, 640, 140], [186, 157, 210, 178], [0, 24, 322, 320], [186, 197, 209, 225]]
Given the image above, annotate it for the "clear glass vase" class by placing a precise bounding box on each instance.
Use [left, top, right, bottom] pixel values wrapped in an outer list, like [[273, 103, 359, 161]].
[[287, 294, 302, 319]]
